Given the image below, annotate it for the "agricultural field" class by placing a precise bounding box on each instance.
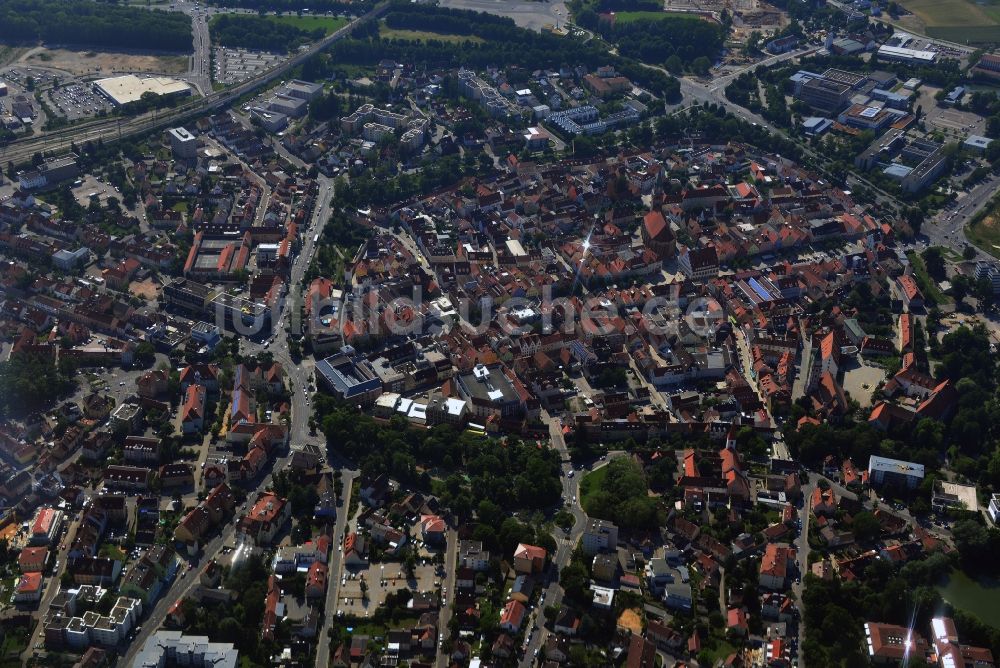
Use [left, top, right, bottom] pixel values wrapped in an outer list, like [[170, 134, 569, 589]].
[[897, 0, 1000, 43]]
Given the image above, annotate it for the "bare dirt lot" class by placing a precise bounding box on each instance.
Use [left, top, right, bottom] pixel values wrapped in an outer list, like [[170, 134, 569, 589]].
[[130, 278, 163, 301], [23, 48, 188, 77]]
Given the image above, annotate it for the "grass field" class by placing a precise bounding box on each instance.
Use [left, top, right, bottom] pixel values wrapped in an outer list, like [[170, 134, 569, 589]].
[[898, 0, 1000, 43], [905, 250, 950, 306], [927, 25, 1000, 42], [613, 10, 696, 23], [579, 465, 608, 512], [966, 203, 1000, 258], [378, 22, 484, 43], [266, 14, 349, 35], [209, 14, 348, 37]]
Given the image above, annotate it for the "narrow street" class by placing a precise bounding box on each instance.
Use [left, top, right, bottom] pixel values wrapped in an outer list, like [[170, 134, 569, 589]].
[[435, 529, 459, 668], [314, 473, 357, 668], [124, 156, 342, 664], [518, 412, 587, 667], [793, 475, 815, 656]]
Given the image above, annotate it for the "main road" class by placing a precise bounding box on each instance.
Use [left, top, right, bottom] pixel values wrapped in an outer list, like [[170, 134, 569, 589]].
[[518, 411, 589, 667], [122, 139, 345, 664]]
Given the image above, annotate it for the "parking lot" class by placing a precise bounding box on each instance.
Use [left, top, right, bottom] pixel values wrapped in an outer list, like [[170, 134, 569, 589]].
[[3, 66, 68, 89], [214, 47, 285, 85], [45, 82, 115, 121], [336, 562, 439, 617], [928, 107, 985, 135], [72, 175, 122, 207]]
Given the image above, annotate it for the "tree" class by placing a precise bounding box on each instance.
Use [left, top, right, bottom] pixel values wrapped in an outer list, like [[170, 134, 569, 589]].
[[559, 562, 590, 604], [134, 342, 156, 366], [0, 352, 74, 418], [581, 458, 662, 530], [952, 519, 1000, 571], [975, 277, 995, 306], [553, 510, 575, 530], [691, 56, 712, 76], [921, 247, 946, 281], [851, 511, 880, 543], [951, 274, 970, 305]]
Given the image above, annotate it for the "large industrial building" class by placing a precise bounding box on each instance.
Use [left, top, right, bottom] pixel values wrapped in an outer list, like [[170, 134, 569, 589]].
[[93, 75, 191, 106]]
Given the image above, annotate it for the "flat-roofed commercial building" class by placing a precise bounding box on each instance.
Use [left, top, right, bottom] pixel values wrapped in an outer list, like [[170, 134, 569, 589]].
[[316, 352, 383, 406], [94, 75, 191, 106], [868, 455, 924, 489]]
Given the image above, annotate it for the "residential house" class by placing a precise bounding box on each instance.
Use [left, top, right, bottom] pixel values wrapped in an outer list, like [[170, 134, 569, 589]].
[[513, 543, 546, 574]]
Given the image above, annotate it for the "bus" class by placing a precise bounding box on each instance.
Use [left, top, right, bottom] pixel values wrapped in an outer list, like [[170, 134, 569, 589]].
[[313, 234, 319, 244]]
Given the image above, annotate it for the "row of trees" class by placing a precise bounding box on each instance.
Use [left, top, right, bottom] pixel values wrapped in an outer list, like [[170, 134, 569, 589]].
[[179, 553, 285, 662], [332, 155, 466, 210], [312, 5, 680, 100], [802, 550, 1000, 667], [207, 0, 368, 11], [0, 0, 192, 51], [0, 352, 76, 419], [580, 457, 664, 530], [316, 398, 563, 517], [579, 13, 725, 71]]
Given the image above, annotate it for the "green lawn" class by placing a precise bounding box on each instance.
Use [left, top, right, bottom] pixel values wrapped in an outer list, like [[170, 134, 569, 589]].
[[905, 250, 950, 306], [378, 22, 484, 43], [899, 0, 995, 26], [0, 627, 28, 662], [99, 544, 126, 561], [266, 14, 349, 35], [897, 0, 1000, 42], [966, 206, 1000, 259], [698, 635, 738, 665], [579, 465, 608, 511], [927, 25, 1000, 42], [613, 10, 695, 22]]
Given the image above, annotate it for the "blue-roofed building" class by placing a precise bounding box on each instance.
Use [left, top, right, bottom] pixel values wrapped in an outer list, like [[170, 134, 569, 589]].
[[964, 134, 993, 154], [315, 353, 383, 407], [789, 70, 823, 92], [802, 116, 833, 136], [869, 88, 910, 110], [748, 277, 771, 302], [945, 86, 966, 105], [883, 163, 913, 180]]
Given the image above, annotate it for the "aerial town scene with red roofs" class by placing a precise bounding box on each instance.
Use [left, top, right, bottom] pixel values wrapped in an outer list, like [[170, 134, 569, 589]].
[[1, 0, 1000, 667]]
